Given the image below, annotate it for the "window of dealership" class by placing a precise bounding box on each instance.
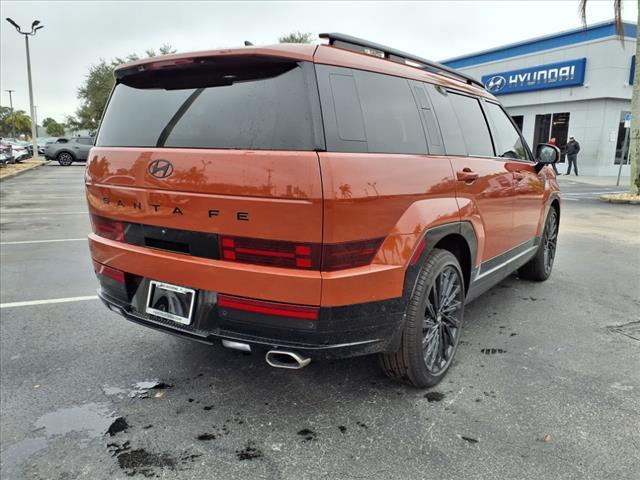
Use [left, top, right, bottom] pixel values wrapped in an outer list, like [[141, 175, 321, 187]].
[[443, 20, 637, 176]]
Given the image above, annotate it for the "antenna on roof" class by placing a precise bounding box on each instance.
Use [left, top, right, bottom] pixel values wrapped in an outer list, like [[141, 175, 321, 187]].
[[319, 32, 484, 89], [244, 41, 254, 46]]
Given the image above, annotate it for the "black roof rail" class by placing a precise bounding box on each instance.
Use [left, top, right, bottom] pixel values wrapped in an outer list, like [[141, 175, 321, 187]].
[[318, 32, 485, 89]]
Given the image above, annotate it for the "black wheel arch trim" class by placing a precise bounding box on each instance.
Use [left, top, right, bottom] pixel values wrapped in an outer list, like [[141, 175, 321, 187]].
[[387, 221, 478, 352]]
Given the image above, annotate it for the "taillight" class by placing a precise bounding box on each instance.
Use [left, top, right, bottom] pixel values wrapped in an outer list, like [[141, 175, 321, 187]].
[[409, 237, 427, 266], [321, 238, 384, 271], [93, 260, 125, 284], [218, 294, 319, 320], [90, 214, 125, 242], [219, 236, 320, 270], [218, 236, 383, 271]]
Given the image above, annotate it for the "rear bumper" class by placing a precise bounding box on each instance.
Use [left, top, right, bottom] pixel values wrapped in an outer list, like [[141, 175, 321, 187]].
[[97, 275, 406, 360]]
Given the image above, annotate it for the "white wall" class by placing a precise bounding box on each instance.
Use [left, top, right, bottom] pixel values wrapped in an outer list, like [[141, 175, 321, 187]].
[[506, 99, 630, 176], [457, 35, 634, 176]]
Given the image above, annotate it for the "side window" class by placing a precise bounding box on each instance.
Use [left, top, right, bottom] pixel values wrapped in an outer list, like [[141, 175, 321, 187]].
[[426, 85, 466, 156], [448, 93, 494, 157], [484, 102, 528, 160], [78, 138, 93, 145], [352, 70, 427, 154]]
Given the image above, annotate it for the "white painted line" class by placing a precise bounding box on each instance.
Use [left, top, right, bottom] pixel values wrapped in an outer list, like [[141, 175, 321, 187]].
[[0, 295, 99, 309], [0, 211, 87, 216], [0, 238, 86, 245]]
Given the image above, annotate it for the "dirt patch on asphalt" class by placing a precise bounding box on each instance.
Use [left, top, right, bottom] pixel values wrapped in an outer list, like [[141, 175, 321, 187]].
[[0, 160, 46, 179]]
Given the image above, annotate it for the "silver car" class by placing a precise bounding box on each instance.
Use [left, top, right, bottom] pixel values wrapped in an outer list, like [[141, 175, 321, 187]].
[[44, 136, 94, 166]]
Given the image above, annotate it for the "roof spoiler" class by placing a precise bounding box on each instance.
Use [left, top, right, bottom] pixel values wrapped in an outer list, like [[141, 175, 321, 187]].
[[319, 32, 485, 89]]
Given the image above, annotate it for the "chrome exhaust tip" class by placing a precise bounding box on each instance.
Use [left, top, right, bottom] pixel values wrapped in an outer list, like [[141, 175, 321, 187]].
[[265, 350, 311, 369]]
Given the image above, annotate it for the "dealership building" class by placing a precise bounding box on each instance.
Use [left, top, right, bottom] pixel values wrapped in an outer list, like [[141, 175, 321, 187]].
[[442, 20, 637, 176]]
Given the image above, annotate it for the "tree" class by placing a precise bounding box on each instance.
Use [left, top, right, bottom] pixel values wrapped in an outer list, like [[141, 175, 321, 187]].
[[278, 32, 313, 44], [46, 119, 65, 136], [75, 44, 177, 131], [579, 0, 639, 194], [0, 107, 32, 137], [41, 117, 55, 128]]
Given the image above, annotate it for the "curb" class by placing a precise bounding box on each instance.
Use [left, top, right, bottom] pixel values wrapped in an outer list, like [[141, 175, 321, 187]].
[[0, 160, 49, 182], [598, 195, 640, 205]]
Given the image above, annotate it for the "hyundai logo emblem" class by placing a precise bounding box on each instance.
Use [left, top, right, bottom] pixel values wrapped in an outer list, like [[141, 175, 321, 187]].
[[485, 75, 506, 93], [148, 159, 174, 179]]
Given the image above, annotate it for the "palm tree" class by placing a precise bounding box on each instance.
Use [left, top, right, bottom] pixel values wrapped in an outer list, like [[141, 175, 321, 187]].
[[580, 0, 639, 194]]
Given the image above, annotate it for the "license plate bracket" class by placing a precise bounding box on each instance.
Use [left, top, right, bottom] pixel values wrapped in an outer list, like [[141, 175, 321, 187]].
[[145, 280, 196, 325]]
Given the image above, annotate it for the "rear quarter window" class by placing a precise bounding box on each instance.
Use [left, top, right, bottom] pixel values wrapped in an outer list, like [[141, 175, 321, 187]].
[[317, 65, 427, 154]]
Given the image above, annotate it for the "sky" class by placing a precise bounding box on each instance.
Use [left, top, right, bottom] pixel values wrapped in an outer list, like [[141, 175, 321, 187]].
[[1, 0, 638, 123]]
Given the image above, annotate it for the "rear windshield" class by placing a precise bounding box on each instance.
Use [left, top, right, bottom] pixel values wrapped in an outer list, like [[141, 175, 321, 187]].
[[96, 61, 320, 151]]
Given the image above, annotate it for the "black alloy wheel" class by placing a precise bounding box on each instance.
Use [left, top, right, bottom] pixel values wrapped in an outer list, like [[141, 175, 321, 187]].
[[380, 248, 465, 388], [57, 152, 74, 166]]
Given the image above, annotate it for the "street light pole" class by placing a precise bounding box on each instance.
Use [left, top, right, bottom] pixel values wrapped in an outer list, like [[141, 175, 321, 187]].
[[4, 89, 16, 138], [5, 18, 44, 159]]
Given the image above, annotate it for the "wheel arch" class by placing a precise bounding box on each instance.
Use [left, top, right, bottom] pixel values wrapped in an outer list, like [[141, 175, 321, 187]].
[[403, 221, 477, 300]]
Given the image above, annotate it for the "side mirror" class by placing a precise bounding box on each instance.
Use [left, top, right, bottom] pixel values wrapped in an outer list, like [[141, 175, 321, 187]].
[[534, 143, 560, 173]]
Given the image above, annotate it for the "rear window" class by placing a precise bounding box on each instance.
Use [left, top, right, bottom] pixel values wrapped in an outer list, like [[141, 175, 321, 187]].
[[97, 61, 320, 151]]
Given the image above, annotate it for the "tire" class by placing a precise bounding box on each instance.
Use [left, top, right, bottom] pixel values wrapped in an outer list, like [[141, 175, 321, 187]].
[[518, 208, 559, 282], [57, 152, 74, 166], [380, 248, 465, 388]]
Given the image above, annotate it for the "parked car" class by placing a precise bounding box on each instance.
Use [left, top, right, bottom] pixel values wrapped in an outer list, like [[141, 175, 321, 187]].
[[37, 137, 64, 155], [0, 141, 15, 166], [2, 140, 31, 162], [86, 34, 561, 388], [0, 152, 14, 166], [45, 136, 94, 165]]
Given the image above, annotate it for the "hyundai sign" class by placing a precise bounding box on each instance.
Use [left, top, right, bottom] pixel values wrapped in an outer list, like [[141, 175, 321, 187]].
[[482, 58, 587, 95]]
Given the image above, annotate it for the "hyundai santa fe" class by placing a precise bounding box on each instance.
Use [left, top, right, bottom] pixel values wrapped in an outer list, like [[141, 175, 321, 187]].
[[87, 33, 561, 388]]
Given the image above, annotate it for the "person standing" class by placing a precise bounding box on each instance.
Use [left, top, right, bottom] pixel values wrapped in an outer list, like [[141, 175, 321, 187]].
[[565, 136, 580, 176], [548, 137, 560, 175]]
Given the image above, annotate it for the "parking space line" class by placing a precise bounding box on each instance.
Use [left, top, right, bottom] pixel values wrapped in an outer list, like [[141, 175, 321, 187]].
[[0, 211, 87, 216], [0, 295, 99, 309], [0, 238, 86, 245]]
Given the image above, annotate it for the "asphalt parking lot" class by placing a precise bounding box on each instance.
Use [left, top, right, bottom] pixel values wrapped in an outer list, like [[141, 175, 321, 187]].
[[1, 163, 639, 480]]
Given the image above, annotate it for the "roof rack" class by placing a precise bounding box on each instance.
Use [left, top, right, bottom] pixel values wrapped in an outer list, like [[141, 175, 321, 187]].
[[318, 32, 485, 89]]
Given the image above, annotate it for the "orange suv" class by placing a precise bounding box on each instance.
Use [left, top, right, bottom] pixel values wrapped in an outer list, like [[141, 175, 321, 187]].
[[87, 34, 561, 388]]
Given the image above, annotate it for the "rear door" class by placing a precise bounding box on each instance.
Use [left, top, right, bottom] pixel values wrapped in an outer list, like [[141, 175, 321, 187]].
[[76, 137, 93, 160], [428, 86, 516, 262], [87, 56, 325, 304], [483, 101, 545, 245]]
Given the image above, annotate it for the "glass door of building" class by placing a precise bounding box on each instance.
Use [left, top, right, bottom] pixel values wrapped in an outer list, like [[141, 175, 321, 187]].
[[614, 111, 631, 165], [533, 112, 570, 160]]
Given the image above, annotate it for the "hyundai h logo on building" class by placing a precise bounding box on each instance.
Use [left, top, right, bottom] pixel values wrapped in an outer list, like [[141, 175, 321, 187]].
[[482, 58, 587, 95], [485, 75, 507, 93]]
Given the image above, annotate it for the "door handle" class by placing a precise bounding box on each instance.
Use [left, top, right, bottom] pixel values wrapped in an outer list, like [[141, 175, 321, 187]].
[[456, 168, 479, 183]]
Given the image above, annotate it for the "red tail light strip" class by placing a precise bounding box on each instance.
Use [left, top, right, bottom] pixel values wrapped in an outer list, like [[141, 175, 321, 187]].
[[409, 237, 427, 266], [220, 236, 319, 270], [92, 260, 126, 284], [90, 214, 125, 242], [218, 294, 319, 320]]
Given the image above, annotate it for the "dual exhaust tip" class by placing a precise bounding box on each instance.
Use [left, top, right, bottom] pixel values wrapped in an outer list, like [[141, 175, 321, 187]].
[[222, 339, 311, 369]]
